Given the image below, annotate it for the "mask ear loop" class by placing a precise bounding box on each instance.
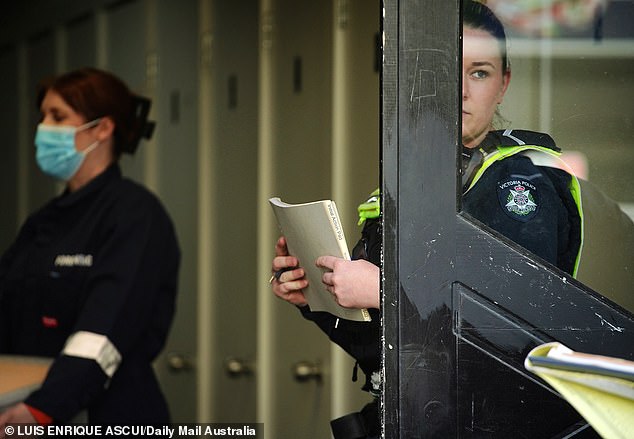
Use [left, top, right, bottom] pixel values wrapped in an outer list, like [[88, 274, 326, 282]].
[[80, 140, 101, 156], [76, 117, 103, 131], [76, 118, 104, 155]]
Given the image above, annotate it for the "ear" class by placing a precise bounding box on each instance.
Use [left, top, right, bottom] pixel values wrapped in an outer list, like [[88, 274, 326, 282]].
[[498, 69, 511, 104], [94, 116, 115, 142]]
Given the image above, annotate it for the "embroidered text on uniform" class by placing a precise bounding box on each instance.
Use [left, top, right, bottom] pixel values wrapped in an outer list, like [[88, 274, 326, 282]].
[[54, 254, 93, 267]]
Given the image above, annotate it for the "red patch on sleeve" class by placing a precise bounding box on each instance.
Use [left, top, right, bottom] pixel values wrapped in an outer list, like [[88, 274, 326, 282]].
[[41, 316, 59, 328]]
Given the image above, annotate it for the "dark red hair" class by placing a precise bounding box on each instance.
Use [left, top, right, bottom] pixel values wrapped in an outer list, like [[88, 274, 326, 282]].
[[37, 67, 150, 157]]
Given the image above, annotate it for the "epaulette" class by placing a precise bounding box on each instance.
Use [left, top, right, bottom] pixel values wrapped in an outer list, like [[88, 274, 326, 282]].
[[483, 129, 561, 153]]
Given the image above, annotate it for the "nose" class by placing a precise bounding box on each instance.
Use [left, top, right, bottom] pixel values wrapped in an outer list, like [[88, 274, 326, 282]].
[[462, 72, 469, 99]]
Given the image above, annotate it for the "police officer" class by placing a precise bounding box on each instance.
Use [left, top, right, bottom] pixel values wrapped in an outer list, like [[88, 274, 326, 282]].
[[270, 1, 633, 437], [0, 68, 180, 428]]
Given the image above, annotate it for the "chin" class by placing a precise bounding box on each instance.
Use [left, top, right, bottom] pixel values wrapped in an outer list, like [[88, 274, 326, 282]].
[[462, 134, 477, 148]]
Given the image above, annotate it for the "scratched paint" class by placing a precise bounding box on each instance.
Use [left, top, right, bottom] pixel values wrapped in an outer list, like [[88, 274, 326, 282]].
[[594, 312, 625, 332]]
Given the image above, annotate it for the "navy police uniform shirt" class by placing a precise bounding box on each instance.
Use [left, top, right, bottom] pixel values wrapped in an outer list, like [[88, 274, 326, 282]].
[[299, 215, 382, 436], [463, 151, 579, 274], [0, 164, 180, 423], [298, 130, 582, 429], [463, 130, 581, 274]]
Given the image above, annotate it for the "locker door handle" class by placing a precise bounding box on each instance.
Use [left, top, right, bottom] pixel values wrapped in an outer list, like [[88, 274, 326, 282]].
[[292, 361, 322, 382], [166, 352, 194, 372], [224, 357, 255, 378]]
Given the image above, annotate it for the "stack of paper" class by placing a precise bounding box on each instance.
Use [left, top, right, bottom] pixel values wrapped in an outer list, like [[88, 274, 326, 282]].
[[525, 342, 634, 439]]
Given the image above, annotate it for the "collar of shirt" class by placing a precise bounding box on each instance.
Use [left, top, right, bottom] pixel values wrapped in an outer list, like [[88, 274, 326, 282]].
[[461, 146, 484, 192], [56, 164, 122, 208]]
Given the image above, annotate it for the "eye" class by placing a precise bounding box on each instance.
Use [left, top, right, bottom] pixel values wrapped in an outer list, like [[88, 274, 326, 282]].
[[52, 112, 66, 123], [44, 109, 68, 124], [470, 70, 489, 80]]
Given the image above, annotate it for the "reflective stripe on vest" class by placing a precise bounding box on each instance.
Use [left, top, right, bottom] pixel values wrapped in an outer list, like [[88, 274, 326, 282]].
[[358, 188, 381, 225], [466, 144, 584, 278]]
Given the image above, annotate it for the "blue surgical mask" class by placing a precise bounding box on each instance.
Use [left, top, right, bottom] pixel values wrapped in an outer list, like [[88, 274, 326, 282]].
[[35, 119, 101, 181]]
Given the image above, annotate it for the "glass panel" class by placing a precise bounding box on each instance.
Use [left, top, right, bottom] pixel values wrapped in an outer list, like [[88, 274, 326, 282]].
[[460, 0, 634, 314]]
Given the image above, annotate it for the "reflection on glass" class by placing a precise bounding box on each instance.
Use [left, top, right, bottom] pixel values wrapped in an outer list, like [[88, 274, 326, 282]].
[[460, 0, 634, 313], [487, 0, 608, 38]]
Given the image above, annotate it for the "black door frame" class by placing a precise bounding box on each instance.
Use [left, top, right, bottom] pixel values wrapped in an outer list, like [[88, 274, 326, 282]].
[[381, 0, 634, 437]]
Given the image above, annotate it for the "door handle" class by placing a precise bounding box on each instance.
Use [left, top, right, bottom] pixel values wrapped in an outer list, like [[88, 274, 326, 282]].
[[224, 357, 255, 378], [166, 352, 194, 372], [292, 360, 322, 382]]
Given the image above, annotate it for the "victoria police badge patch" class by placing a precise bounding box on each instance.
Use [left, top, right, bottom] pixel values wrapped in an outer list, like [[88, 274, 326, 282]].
[[497, 179, 539, 222]]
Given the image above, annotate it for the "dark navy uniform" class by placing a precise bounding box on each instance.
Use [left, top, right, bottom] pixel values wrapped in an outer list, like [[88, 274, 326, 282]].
[[300, 214, 382, 438], [462, 129, 582, 274], [301, 129, 589, 438], [0, 164, 180, 423]]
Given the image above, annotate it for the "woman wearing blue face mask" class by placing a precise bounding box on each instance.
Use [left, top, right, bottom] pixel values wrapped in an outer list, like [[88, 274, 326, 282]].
[[0, 68, 180, 428], [35, 117, 104, 183]]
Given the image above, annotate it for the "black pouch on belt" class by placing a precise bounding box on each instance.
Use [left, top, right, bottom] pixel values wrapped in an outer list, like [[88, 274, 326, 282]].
[[330, 412, 367, 439]]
